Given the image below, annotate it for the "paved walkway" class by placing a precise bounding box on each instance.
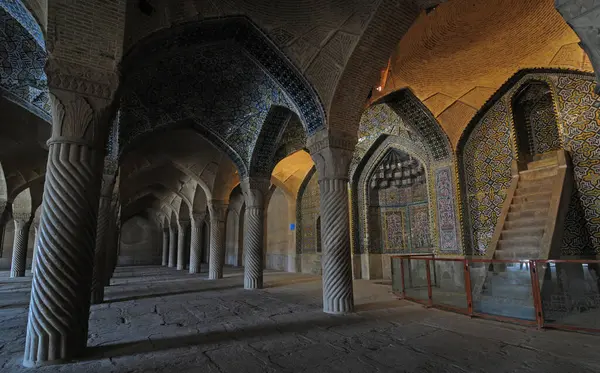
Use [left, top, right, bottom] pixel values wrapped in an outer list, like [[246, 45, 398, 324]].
[[1, 266, 599, 372]]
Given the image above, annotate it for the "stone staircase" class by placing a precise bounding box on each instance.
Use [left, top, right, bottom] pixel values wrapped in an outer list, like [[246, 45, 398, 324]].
[[470, 151, 574, 318], [495, 154, 557, 260]]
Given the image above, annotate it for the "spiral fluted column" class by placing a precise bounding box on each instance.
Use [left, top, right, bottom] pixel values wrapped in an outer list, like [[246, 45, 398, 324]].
[[168, 226, 177, 268], [161, 227, 169, 266], [91, 172, 115, 305], [177, 221, 189, 271], [208, 201, 228, 280], [189, 213, 206, 274], [104, 200, 120, 286], [308, 137, 355, 314], [24, 90, 109, 366], [241, 178, 270, 289], [31, 223, 39, 274], [10, 218, 32, 278]]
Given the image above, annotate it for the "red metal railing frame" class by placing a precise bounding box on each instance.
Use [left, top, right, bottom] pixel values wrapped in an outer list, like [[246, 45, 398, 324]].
[[389, 255, 600, 333]]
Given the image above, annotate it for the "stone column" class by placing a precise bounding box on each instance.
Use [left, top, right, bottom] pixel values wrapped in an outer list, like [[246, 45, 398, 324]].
[[31, 222, 39, 274], [90, 171, 116, 304], [161, 227, 169, 266], [10, 217, 32, 278], [103, 199, 120, 286], [241, 178, 270, 289], [168, 225, 178, 268], [177, 221, 189, 271], [208, 201, 228, 280], [23, 87, 114, 366], [189, 213, 206, 274], [308, 134, 355, 314]]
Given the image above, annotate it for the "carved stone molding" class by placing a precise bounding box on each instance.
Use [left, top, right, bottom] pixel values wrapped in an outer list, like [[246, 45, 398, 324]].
[[307, 128, 358, 154], [208, 200, 229, 222], [309, 145, 354, 181], [191, 213, 207, 227], [556, 0, 600, 93], [240, 178, 271, 208], [46, 58, 119, 100]]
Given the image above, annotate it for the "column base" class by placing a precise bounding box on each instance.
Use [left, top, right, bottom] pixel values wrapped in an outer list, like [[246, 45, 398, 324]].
[[176, 265, 184, 271], [90, 288, 104, 305], [23, 357, 69, 368], [244, 278, 263, 290], [323, 298, 354, 314], [208, 271, 222, 280], [189, 267, 200, 274], [10, 270, 25, 278]]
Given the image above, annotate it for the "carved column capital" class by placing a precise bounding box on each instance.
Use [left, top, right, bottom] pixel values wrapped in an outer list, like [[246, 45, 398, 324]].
[[209, 200, 229, 222], [556, 0, 600, 93], [307, 129, 357, 181], [13, 213, 32, 226], [191, 213, 207, 227], [240, 177, 271, 209], [178, 219, 191, 229]]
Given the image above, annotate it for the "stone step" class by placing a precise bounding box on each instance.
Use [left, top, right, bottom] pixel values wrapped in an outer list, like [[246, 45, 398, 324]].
[[515, 181, 554, 196], [512, 191, 552, 204], [504, 217, 546, 229], [498, 236, 540, 250], [495, 248, 541, 260], [507, 207, 549, 221], [509, 199, 550, 213], [533, 151, 558, 162], [500, 226, 545, 240], [519, 167, 557, 181], [527, 157, 557, 170]]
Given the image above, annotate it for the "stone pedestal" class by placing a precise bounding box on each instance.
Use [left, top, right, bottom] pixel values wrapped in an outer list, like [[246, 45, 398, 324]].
[[241, 178, 270, 289], [10, 218, 31, 278], [189, 213, 206, 274], [208, 201, 228, 280]]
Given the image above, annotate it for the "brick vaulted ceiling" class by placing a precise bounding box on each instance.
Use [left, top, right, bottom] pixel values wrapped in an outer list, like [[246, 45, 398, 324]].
[[375, 0, 594, 148]]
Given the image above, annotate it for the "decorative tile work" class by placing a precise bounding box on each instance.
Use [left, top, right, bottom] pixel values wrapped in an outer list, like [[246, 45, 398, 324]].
[[462, 100, 513, 255], [0, 4, 49, 120], [120, 17, 325, 165], [378, 89, 451, 161], [382, 209, 408, 252], [120, 44, 295, 174], [249, 106, 292, 177], [552, 74, 600, 251], [410, 204, 431, 249], [460, 70, 600, 255], [1, 0, 44, 48], [435, 167, 460, 253], [529, 95, 562, 154]]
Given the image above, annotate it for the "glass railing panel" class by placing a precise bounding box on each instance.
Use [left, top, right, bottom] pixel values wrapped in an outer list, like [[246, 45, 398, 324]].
[[431, 260, 468, 310], [537, 261, 600, 330], [469, 260, 536, 321], [403, 257, 430, 302]]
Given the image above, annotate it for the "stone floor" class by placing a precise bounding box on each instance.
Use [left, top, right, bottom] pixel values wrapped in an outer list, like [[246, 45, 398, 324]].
[[1, 266, 600, 373]]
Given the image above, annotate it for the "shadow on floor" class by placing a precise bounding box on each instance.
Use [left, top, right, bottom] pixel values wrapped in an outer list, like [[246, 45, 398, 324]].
[[263, 277, 321, 289], [354, 300, 405, 312], [84, 312, 370, 360], [103, 284, 244, 304]]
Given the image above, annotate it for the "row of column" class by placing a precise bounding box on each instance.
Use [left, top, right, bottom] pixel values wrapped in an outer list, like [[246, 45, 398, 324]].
[[161, 213, 206, 274], [20, 95, 356, 368]]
